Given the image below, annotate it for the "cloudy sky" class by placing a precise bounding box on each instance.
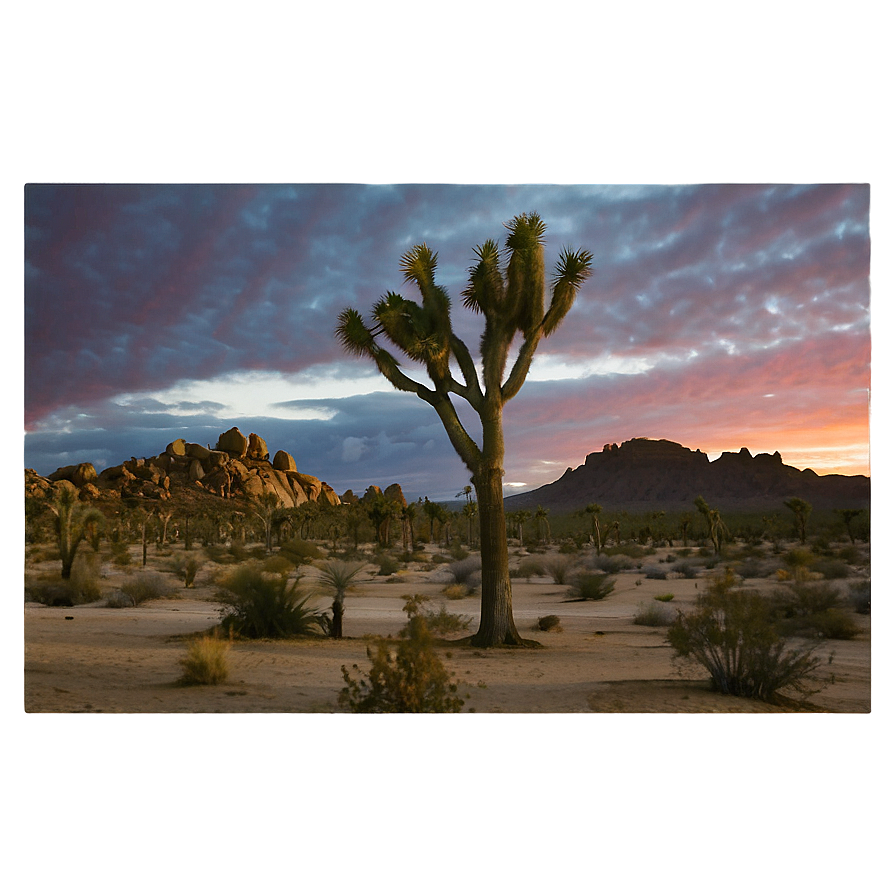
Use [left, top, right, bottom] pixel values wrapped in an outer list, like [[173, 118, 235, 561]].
[[23, 183, 869, 500]]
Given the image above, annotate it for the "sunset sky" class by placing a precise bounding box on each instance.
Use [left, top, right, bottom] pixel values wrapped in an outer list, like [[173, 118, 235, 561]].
[[24, 183, 870, 500]]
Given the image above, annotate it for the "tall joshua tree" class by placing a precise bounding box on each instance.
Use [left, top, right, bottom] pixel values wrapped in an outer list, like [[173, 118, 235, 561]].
[[49, 487, 105, 579], [337, 212, 592, 646]]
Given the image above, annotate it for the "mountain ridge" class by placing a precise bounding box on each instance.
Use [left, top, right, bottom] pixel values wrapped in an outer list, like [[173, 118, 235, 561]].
[[504, 438, 870, 512]]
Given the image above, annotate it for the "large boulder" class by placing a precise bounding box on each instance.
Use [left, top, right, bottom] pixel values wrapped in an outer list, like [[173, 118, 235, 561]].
[[318, 483, 341, 506], [272, 450, 297, 472], [186, 442, 211, 460], [247, 433, 269, 460], [188, 459, 206, 481], [290, 472, 322, 501], [216, 427, 248, 458], [362, 485, 383, 503], [165, 439, 187, 457], [384, 483, 407, 508], [48, 462, 98, 488]]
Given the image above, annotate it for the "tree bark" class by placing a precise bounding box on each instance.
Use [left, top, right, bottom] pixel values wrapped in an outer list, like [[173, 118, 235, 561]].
[[471, 464, 523, 646]]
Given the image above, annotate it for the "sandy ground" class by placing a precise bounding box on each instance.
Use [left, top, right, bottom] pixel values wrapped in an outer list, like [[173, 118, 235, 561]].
[[23, 543, 871, 714]]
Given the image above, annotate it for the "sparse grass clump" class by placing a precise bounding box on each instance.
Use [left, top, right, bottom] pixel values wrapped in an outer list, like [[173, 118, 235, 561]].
[[668, 570, 824, 703], [178, 635, 230, 685], [442, 583, 474, 600], [543, 555, 574, 585], [217, 564, 326, 638], [339, 600, 466, 713], [567, 572, 615, 602], [120, 571, 169, 606], [400, 596, 472, 636], [633, 602, 675, 626]]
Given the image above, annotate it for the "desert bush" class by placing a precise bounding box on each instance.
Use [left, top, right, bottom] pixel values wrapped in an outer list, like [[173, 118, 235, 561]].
[[543, 555, 575, 585], [69, 552, 103, 604], [120, 571, 170, 606], [170, 552, 202, 587], [536, 614, 562, 632], [26, 580, 77, 606], [376, 554, 401, 577], [668, 570, 823, 702], [604, 544, 651, 559], [400, 596, 472, 636], [735, 557, 777, 579], [442, 583, 474, 600], [512, 557, 545, 581], [339, 606, 465, 713], [837, 544, 861, 564], [111, 542, 132, 567], [633, 602, 675, 626], [558, 542, 579, 555], [178, 635, 230, 685], [591, 553, 634, 574], [849, 580, 871, 615], [567, 572, 616, 602], [449, 540, 470, 561], [447, 555, 482, 586], [217, 564, 326, 638], [654, 593, 675, 602], [670, 560, 700, 579], [811, 558, 852, 580], [643, 566, 667, 580], [278, 538, 323, 566]]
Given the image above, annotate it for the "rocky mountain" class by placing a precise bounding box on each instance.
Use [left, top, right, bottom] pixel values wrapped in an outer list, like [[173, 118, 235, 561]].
[[504, 438, 871, 512], [25, 426, 361, 514]]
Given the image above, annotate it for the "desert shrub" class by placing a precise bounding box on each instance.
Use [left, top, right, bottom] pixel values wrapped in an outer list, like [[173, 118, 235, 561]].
[[449, 541, 469, 561], [811, 558, 852, 580], [633, 602, 675, 626], [430, 554, 447, 565], [447, 556, 482, 586], [654, 593, 675, 602], [26, 580, 77, 607], [668, 570, 823, 702], [671, 560, 699, 579], [604, 544, 651, 559], [771, 581, 860, 640], [339, 608, 465, 713], [849, 580, 871, 615], [442, 583, 474, 600], [170, 552, 202, 587], [120, 571, 170, 606], [837, 544, 860, 564], [375, 554, 401, 577], [643, 566, 667, 580], [782, 547, 815, 569], [178, 635, 230, 685], [69, 552, 103, 604], [558, 542, 579, 555], [536, 614, 562, 632], [567, 572, 615, 602], [111, 542, 132, 567], [278, 538, 323, 566], [735, 557, 777, 579], [400, 597, 472, 636], [543, 555, 574, 585], [217, 564, 326, 638], [591, 553, 634, 574], [513, 557, 545, 581]]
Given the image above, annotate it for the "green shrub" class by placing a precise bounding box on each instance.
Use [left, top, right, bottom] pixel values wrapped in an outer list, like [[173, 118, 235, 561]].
[[178, 635, 230, 685], [70, 552, 103, 604], [449, 541, 469, 561], [558, 542, 579, 555], [604, 544, 651, 559], [111, 542, 132, 567], [643, 566, 667, 580], [654, 593, 674, 602], [543, 555, 574, 584], [592, 553, 634, 574], [217, 564, 326, 638], [567, 572, 616, 602], [668, 570, 823, 702], [400, 597, 472, 636], [442, 583, 474, 600], [170, 552, 202, 587], [120, 571, 169, 606], [375, 554, 401, 577], [633, 602, 675, 626], [811, 558, 852, 580], [339, 610, 466, 713]]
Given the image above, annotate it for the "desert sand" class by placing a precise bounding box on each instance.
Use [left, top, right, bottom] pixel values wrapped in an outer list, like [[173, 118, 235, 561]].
[[24, 544, 870, 713]]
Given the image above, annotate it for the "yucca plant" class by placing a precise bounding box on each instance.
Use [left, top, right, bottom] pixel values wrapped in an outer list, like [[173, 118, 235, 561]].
[[317, 560, 365, 638], [217, 564, 326, 638]]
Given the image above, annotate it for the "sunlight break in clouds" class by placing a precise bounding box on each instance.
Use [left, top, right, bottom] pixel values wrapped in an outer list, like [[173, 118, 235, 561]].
[[115, 366, 390, 422]]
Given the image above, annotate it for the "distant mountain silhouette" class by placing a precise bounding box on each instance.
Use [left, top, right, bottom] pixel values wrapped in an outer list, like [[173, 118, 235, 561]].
[[504, 438, 870, 512]]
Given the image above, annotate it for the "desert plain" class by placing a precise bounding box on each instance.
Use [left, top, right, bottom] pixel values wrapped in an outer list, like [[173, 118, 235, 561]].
[[24, 541, 871, 714]]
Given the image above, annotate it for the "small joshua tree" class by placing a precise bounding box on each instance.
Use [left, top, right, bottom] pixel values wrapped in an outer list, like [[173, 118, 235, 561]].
[[317, 560, 365, 638], [783, 497, 812, 544], [49, 487, 105, 580]]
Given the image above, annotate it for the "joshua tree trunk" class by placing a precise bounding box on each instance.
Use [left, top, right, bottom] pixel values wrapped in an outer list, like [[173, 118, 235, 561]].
[[332, 598, 344, 638]]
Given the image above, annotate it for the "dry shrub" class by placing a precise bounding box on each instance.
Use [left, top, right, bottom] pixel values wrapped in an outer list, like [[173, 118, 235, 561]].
[[178, 635, 230, 685], [442, 583, 474, 600], [120, 571, 170, 606], [543, 555, 574, 584], [567, 572, 615, 602], [633, 602, 675, 626], [339, 607, 465, 713], [668, 570, 824, 702], [536, 614, 562, 632]]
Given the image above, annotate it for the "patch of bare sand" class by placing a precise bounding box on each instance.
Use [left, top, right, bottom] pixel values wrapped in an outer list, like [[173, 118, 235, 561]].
[[23, 553, 871, 713]]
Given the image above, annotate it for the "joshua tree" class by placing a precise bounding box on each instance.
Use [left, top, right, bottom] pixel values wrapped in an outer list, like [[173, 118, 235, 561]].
[[508, 509, 532, 548], [253, 492, 281, 554], [337, 213, 592, 645], [318, 560, 365, 638], [49, 487, 105, 579], [584, 503, 603, 551], [835, 508, 864, 545], [694, 496, 727, 555], [423, 497, 444, 544], [462, 500, 478, 546], [534, 505, 551, 545], [679, 513, 692, 548], [783, 497, 812, 545]]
